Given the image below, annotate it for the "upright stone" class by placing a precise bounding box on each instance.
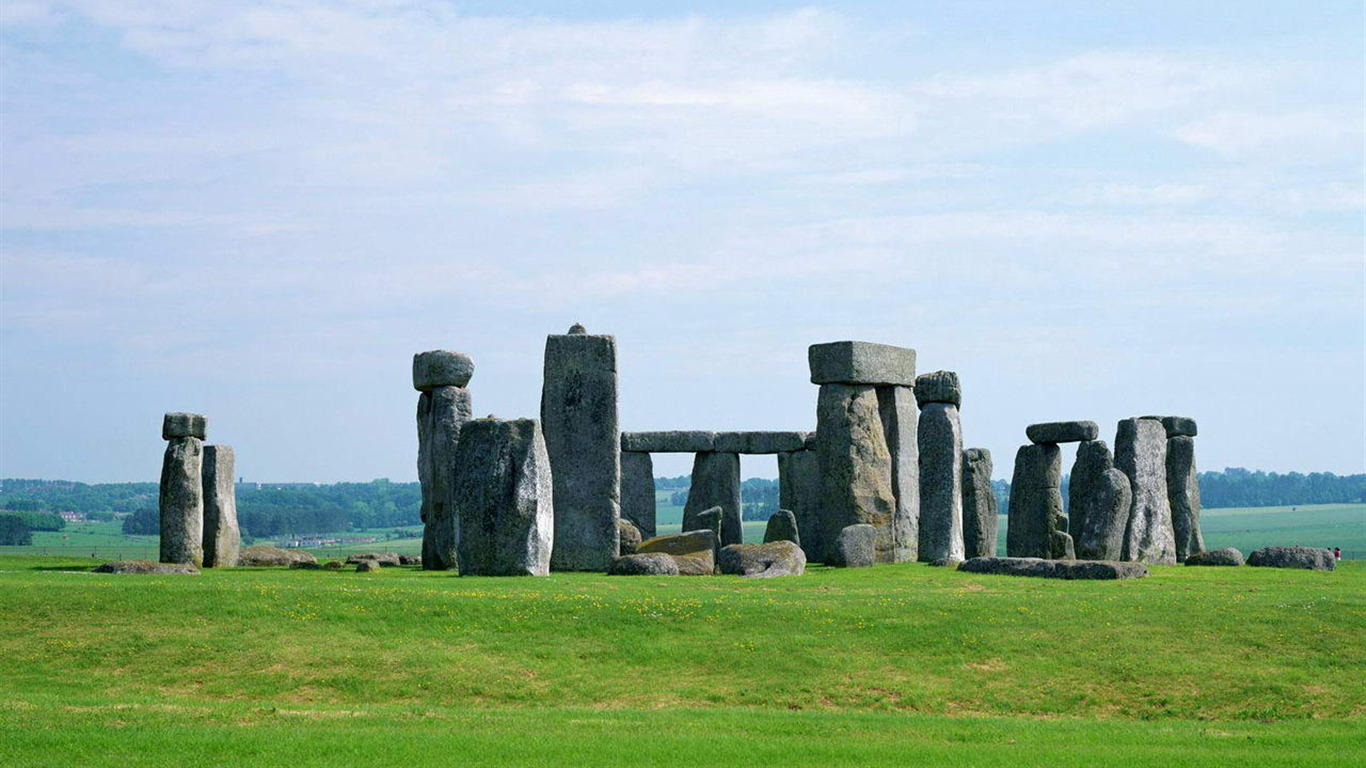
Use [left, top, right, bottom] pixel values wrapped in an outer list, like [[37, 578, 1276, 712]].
[[620, 451, 656, 540], [1114, 418, 1176, 565], [763, 509, 800, 547], [1006, 443, 1064, 559], [1069, 440, 1132, 561], [201, 445, 240, 568], [541, 326, 620, 572], [721, 505, 743, 546], [453, 418, 554, 576], [918, 400, 964, 561], [815, 384, 897, 563], [960, 448, 998, 558], [877, 385, 918, 562], [1167, 435, 1205, 562], [160, 413, 205, 566], [682, 452, 741, 536], [414, 350, 475, 571], [777, 449, 821, 562]]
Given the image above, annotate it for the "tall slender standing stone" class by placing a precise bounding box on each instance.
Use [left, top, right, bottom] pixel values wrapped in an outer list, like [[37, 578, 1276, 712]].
[[777, 449, 821, 562], [877, 385, 919, 562], [202, 445, 240, 568], [1114, 417, 1176, 565], [541, 326, 620, 571], [682, 452, 741, 535], [160, 412, 205, 566], [1006, 443, 1065, 559], [414, 350, 474, 571], [1167, 434, 1204, 562], [915, 372, 964, 562], [815, 384, 898, 563], [1069, 440, 1131, 561], [960, 448, 998, 558], [620, 451, 656, 540], [453, 418, 554, 576]]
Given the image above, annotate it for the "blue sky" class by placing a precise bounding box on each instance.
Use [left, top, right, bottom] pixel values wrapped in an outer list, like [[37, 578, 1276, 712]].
[[1, 1, 1362, 482]]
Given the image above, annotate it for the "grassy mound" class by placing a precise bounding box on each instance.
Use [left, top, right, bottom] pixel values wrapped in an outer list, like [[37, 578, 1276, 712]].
[[1, 555, 1360, 766]]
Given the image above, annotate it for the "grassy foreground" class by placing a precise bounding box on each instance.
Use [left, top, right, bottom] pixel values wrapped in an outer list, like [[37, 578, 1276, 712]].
[[1, 555, 1362, 766]]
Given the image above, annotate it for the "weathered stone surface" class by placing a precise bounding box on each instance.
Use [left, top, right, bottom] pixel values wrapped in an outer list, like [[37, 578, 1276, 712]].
[[542, 331, 620, 572], [638, 530, 716, 576], [324, 560, 346, 569], [1070, 440, 1133, 561], [1050, 529, 1076, 560], [399, 554, 422, 566], [1026, 420, 1099, 444], [201, 445, 239, 568], [913, 370, 961, 407], [721, 505, 743, 547], [608, 552, 680, 576], [94, 561, 199, 575], [695, 507, 723, 562], [620, 431, 715, 453], [1006, 443, 1064, 559], [1247, 546, 1336, 571], [618, 519, 642, 556], [162, 412, 206, 440], [160, 436, 204, 567], [346, 552, 402, 567], [620, 451, 656, 540], [1185, 547, 1244, 567], [238, 546, 317, 567], [712, 431, 808, 454], [1161, 416, 1197, 438], [829, 524, 876, 568], [918, 402, 964, 561], [816, 384, 898, 563], [1115, 418, 1176, 565], [453, 418, 555, 576], [763, 509, 800, 547], [957, 557, 1149, 580], [960, 448, 998, 559], [1167, 435, 1205, 562], [808, 341, 917, 386], [878, 385, 918, 563], [718, 541, 806, 578], [289, 561, 323, 570], [682, 452, 741, 536], [419, 385, 473, 571], [356, 560, 382, 573], [777, 450, 821, 562], [412, 350, 474, 391], [803, 432, 817, 450]]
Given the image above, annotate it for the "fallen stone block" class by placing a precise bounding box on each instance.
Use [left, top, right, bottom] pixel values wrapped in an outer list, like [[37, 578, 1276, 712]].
[[93, 561, 200, 575], [957, 557, 1149, 580], [1247, 546, 1335, 571], [638, 530, 717, 576], [718, 541, 806, 577], [1185, 547, 1244, 567], [609, 552, 680, 576]]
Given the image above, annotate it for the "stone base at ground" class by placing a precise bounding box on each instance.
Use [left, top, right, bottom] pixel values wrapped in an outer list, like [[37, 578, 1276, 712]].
[[1184, 547, 1244, 566], [618, 520, 642, 556], [346, 552, 402, 567], [93, 561, 200, 575], [957, 557, 1149, 580], [609, 552, 680, 576], [637, 530, 717, 576], [717, 541, 806, 578], [237, 546, 318, 567], [1247, 546, 1335, 571], [829, 524, 876, 568]]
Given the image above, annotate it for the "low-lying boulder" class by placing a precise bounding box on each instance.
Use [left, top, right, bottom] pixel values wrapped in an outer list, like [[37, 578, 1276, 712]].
[[399, 554, 422, 566], [238, 546, 317, 567], [355, 560, 382, 573], [637, 530, 717, 576], [93, 561, 199, 575], [1185, 547, 1244, 567], [618, 520, 642, 556], [323, 560, 346, 570], [608, 552, 679, 576], [928, 557, 963, 568], [289, 561, 323, 570], [828, 524, 876, 568], [762, 509, 800, 547], [957, 557, 1149, 580], [718, 541, 806, 578], [1247, 546, 1335, 571], [346, 552, 402, 567]]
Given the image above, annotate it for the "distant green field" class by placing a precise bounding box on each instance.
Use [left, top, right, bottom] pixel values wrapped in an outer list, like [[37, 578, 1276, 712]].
[[1, 554, 1360, 766]]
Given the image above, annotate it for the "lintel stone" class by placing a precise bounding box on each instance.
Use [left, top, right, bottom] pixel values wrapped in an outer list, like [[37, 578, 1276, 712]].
[[712, 431, 808, 454], [413, 350, 474, 391], [621, 431, 716, 453], [808, 341, 916, 386], [162, 412, 206, 441], [1026, 420, 1100, 444]]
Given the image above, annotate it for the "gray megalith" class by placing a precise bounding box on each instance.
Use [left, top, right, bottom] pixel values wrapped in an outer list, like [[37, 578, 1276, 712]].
[[961, 447, 998, 558], [620, 451, 657, 539], [1167, 434, 1205, 562], [763, 509, 800, 547], [1114, 417, 1176, 565], [815, 384, 898, 563], [913, 370, 961, 408], [201, 444, 240, 568], [1025, 420, 1099, 444], [777, 449, 821, 562], [453, 418, 554, 576], [682, 452, 741, 537], [878, 384, 919, 562], [1006, 443, 1067, 559], [808, 341, 917, 386], [918, 401, 964, 561], [160, 412, 205, 566], [829, 524, 877, 568], [1069, 440, 1132, 561], [417, 382, 473, 570]]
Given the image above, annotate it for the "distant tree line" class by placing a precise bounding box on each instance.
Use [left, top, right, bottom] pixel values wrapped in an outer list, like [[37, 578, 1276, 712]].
[[0, 515, 33, 545]]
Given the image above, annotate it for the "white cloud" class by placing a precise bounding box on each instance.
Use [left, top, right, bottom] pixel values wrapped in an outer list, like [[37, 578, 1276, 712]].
[[1175, 110, 1363, 161]]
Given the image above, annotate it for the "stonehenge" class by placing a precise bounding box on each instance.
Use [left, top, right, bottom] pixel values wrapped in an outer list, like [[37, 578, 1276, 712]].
[[414, 350, 474, 570], [453, 417, 555, 577], [160, 412, 206, 566], [541, 326, 621, 572], [916, 371, 964, 562]]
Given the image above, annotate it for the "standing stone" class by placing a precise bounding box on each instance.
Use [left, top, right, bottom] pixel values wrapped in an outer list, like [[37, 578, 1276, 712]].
[[541, 327, 620, 572], [918, 401, 964, 562], [159, 413, 205, 566], [815, 384, 898, 563], [721, 505, 743, 546], [877, 385, 918, 562], [960, 448, 998, 558], [1069, 440, 1132, 561], [763, 509, 800, 547], [620, 451, 656, 539], [617, 520, 642, 556], [1114, 418, 1176, 565], [829, 524, 876, 568], [777, 449, 822, 563], [682, 452, 741, 535], [419, 385, 473, 570], [201, 445, 240, 568], [453, 418, 554, 576], [1006, 443, 1065, 559], [1167, 435, 1205, 562]]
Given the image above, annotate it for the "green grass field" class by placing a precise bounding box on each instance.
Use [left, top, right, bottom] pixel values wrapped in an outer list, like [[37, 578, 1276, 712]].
[[1, 554, 1360, 766]]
